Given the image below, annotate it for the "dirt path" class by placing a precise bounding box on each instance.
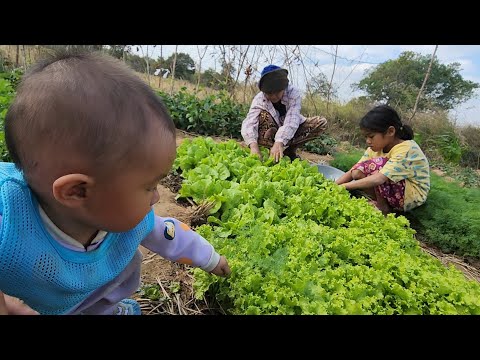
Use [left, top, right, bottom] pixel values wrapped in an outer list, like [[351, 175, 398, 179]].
[[134, 130, 480, 315], [133, 131, 222, 315]]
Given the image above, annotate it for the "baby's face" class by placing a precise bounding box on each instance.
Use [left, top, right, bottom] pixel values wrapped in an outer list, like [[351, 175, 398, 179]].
[[86, 123, 176, 232]]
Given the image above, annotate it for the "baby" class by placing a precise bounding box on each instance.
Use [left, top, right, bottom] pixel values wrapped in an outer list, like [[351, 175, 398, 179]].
[[0, 50, 230, 315]]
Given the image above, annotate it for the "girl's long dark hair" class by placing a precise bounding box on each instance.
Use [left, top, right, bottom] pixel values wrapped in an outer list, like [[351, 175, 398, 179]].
[[359, 105, 414, 140]]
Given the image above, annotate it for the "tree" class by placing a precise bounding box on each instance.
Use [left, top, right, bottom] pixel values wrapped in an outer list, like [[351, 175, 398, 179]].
[[307, 72, 335, 99], [195, 45, 209, 91], [44, 45, 104, 53], [124, 52, 155, 74], [197, 64, 236, 92], [106, 45, 131, 60], [410, 45, 438, 121], [156, 52, 195, 82], [353, 51, 479, 111], [219, 60, 236, 93], [198, 69, 223, 90]]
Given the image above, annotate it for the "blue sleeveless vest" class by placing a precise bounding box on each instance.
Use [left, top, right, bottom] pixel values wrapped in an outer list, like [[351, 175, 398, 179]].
[[0, 162, 154, 314]]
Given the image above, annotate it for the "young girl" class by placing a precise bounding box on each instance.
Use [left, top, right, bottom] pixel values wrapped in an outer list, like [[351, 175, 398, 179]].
[[336, 105, 430, 215]]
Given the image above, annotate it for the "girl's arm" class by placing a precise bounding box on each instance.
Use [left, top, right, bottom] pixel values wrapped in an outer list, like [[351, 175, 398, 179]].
[[335, 170, 354, 185], [336, 149, 372, 185], [341, 172, 388, 191]]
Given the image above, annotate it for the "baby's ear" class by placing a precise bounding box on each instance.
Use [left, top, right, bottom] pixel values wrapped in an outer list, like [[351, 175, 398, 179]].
[[52, 174, 94, 208]]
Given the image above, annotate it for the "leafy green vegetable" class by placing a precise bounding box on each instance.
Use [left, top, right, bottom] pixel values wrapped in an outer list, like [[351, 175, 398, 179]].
[[176, 137, 480, 314]]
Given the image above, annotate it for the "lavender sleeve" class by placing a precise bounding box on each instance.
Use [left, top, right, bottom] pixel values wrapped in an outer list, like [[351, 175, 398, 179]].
[[141, 215, 220, 272], [241, 92, 266, 145], [274, 87, 305, 145]]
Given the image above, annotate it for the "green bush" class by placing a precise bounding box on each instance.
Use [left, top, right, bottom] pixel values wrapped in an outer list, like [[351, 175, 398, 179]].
[[301, 134, 337, 155], [459, 125, 480, 169], [330, 149, 365, 171], [0, 72, 18, 162], [412, 111, 464, 164], [159, 88, 248, 139], [0, 68, 23, 90], [428, 160, 480, 188], [430, 133, 464, 163], [410, 173, 480, 258]]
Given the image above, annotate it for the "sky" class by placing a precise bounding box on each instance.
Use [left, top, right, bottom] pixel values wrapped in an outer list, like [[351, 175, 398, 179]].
[[131, 45, 480, 127]]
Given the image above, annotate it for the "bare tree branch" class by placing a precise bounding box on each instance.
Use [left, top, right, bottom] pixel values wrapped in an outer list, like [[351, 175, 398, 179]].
[[195, 45, 209, 92], [138, 45, 151, 86], [409, 45, 439, 122], [243, 45, 258, 103], [157, 45, 163, 89], [21, 45, 27, 70], [170, 45, 178, 95], [326, 45, 338, 116], [338, 48, 367, 88], [231, 45, 250, 100], [295, 46, 318, 114]]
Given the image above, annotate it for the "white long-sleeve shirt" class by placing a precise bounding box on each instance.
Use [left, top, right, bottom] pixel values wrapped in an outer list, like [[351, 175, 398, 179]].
[[241, 85, 306, 146]]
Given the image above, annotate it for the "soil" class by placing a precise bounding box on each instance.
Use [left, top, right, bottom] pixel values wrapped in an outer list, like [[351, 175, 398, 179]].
[[133, 130, 480, 315]]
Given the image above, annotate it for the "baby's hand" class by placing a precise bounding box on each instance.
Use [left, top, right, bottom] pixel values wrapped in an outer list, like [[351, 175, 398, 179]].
[[0, 291, 39, 315], [210, 256, 231, 277]]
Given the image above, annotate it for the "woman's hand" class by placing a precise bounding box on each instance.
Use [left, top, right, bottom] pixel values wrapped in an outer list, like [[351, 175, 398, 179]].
[[249, 143, 263, 161], [270, 142, 284, 162]]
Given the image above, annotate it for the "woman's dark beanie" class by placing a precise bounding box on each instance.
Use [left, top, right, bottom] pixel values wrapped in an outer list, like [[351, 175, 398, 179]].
[[258, 65, 289, 93]]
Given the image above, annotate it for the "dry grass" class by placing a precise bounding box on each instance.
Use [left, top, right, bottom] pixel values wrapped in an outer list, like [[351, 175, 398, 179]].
[[158, 172, 184, 194], [460, 125, 480, 149], [137, 72, 259, 106], [132, 254, 225, 315], [0, 45, 50, 67], [134, 280, 224, 315], [419, 242, 480, 282], [189, 201, 216, 228]]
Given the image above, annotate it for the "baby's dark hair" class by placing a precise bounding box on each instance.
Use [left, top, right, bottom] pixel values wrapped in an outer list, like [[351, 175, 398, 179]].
[[5, 49, 176, 174], [359, 105, 414, 140]]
